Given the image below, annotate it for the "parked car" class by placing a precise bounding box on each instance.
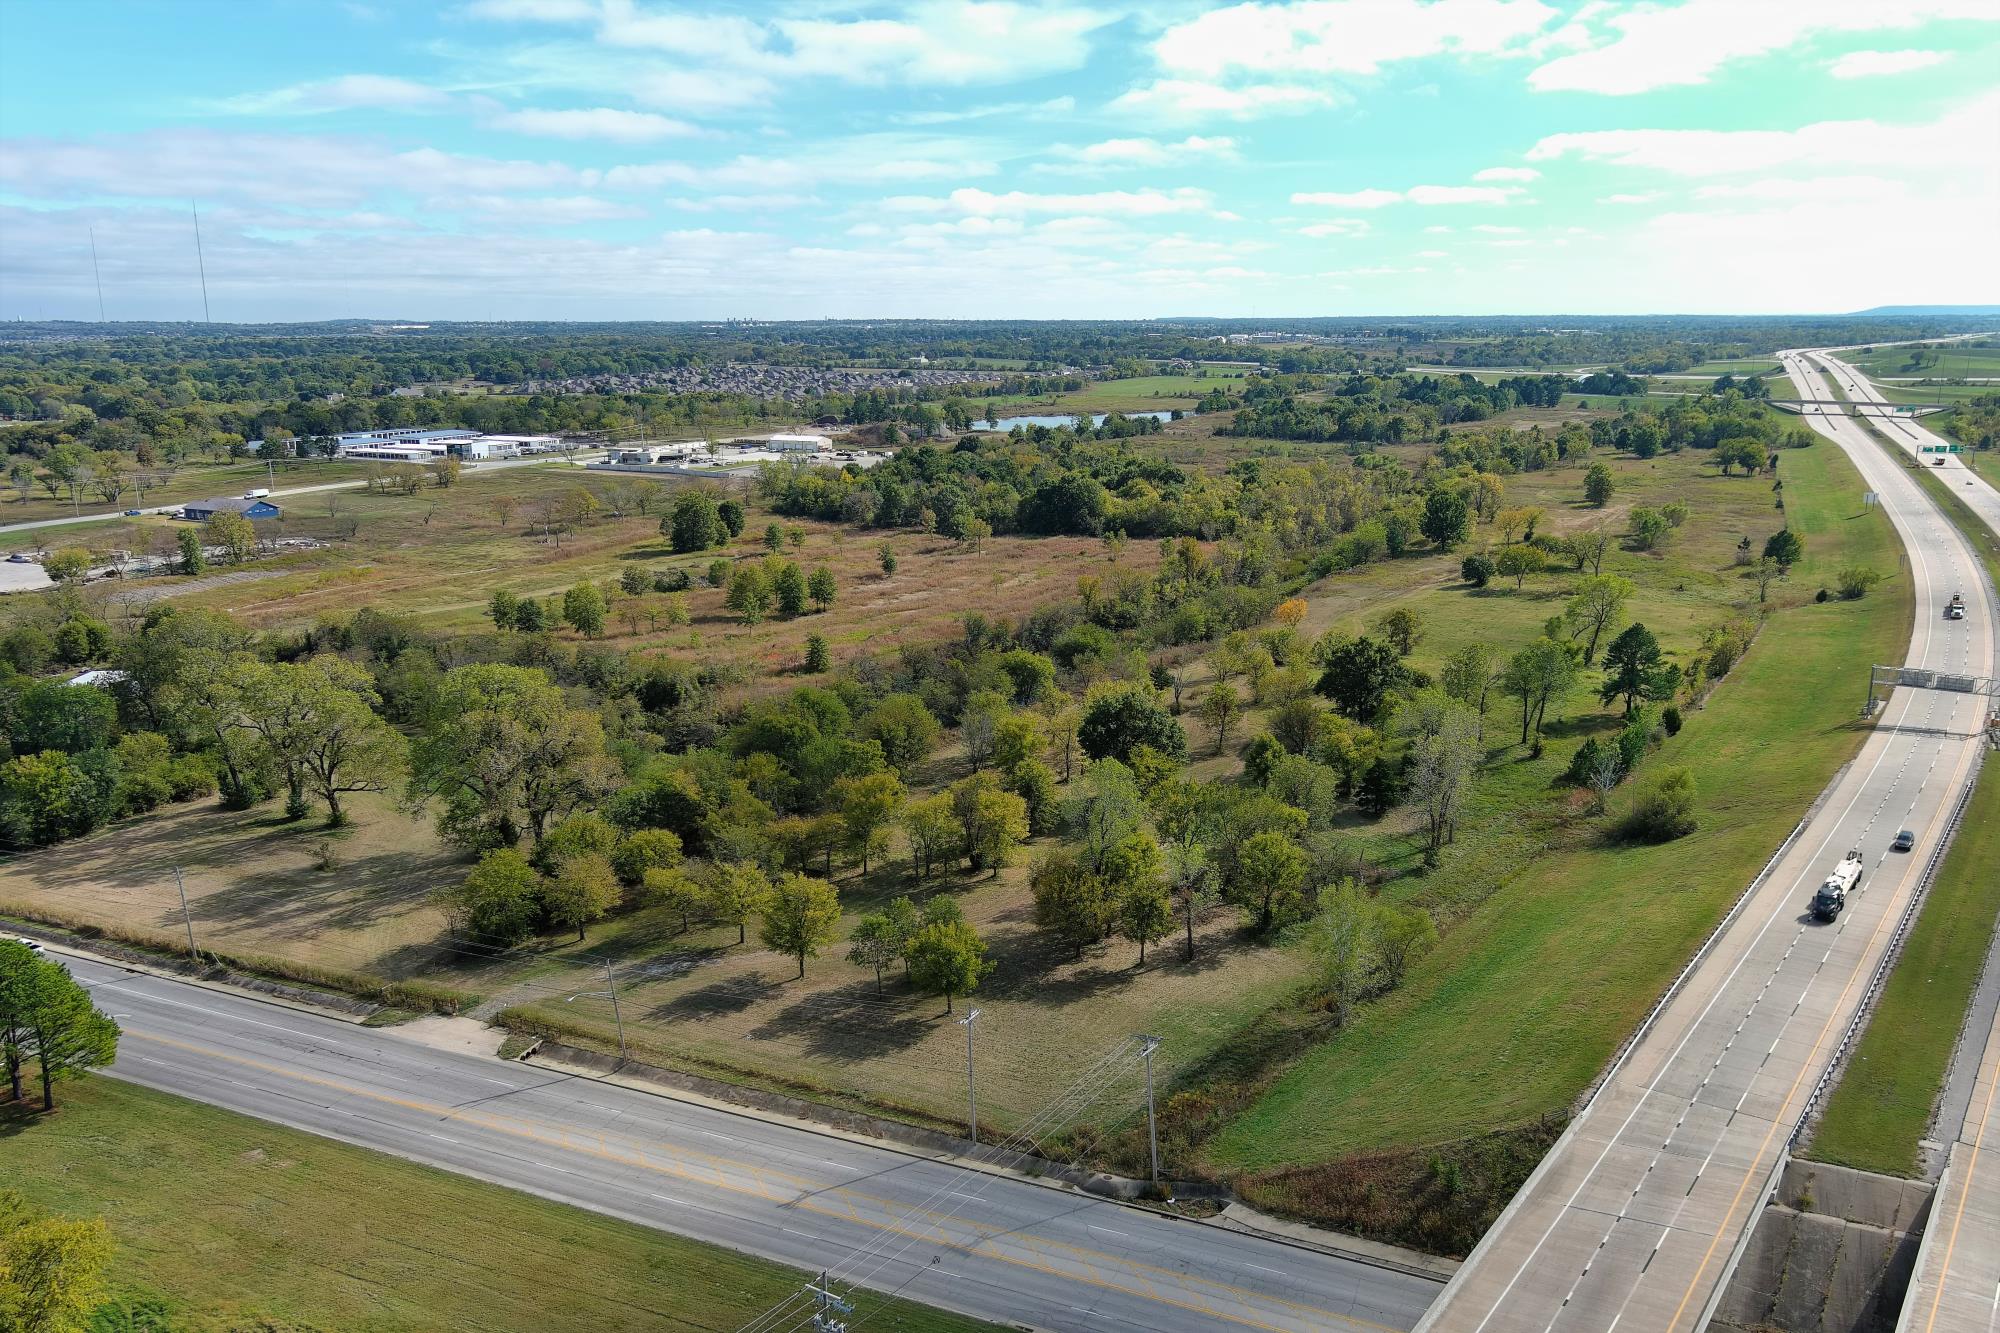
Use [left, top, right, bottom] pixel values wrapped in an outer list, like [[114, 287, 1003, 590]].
[[12, 937, 44, 954], [6, 553, 31, 564], [1891, 829, 1916, 852], [124, 508, 142, 516]]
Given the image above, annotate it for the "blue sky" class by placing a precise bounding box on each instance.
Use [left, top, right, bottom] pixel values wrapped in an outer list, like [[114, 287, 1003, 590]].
[[1, 0, 1995, 320]]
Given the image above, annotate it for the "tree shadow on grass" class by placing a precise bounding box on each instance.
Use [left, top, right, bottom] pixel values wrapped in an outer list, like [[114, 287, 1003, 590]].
[[746, 979, 941, 1060], [645, 975, 766, 1023]]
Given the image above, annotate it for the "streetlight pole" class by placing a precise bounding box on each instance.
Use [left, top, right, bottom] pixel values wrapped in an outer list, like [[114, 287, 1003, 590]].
[[172, 865, 198, 961], [1139, 1035, 1162, 1185], [564, 959, 627, 1068], [958, 1007, 982, 1145]]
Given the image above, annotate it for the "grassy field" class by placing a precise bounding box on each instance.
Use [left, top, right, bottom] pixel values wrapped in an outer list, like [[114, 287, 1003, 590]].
[[6, 1077, 994, 1333], [1837, 343, 2000, 380], [0, 458, 371, 527], [1683, 359, 1784, 377], [1206, 432, 1911, 1174], [981, 373, 1225, 415], [1804, 768, 2000, 1176]]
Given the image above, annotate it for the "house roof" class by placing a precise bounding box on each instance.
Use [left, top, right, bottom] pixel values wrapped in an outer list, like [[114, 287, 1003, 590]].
[[186, 496, 280, 515]]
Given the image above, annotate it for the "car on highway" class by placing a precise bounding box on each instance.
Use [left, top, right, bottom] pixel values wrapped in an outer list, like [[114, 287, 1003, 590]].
[[12, 936, 45, 954], [124, 508, 142, 516], [5, 553, 31, 563], [1892, 829, 1916, 852]]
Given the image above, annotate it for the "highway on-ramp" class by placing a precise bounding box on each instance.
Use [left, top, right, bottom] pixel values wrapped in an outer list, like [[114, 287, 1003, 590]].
[[1417, 351, 1996, 1333], [59, 952, 1440, 1333]]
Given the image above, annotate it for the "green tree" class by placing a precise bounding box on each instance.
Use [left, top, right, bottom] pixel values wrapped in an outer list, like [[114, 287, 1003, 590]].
[[1196, 682, 1240, 755], [760, 873, 843, 978], [847, 896, 922, 990], [1764, 528, 1804, 570], [1629, 506, 1671, 551], [667, 491, 725, 552], [834, 770, 904, 874], [950, 772, 1028, 876], [618, 565, 651, 597], [610, 828, 683, 886], [878, 544, 898, 575], [409, 663, 617, 851], [1495, 543, 1546, 589], [432, 848, 542, 946], [771, 561, 808, 618], [203, 511, 256, 565], [543, 852, 620, 941], [1563, 574, 1635, 665], [1233, 830, 1309, 933], [1031, 848, 1117, 959], [1315, 636, 1404, 721], [1375, 904, 1438, 988], [706, 862, 772, 945], [860, 694, 942, 774], [1460, 552, 1496, 587], [4, 948, 119, 1110], [1077, 685, 1188, 764], [807, 564, 837, 612], [641, 865, 706, 933], [1305, 879, 1376, 1024], [1584, 461, 1615, 507], [0, 751, 106, 849], [706, 558, 730, 587], [803, 633, 831, 673], [489, 589, 521, 631], [1501, 637, 1580, 746], [0, 1196, 114, 1333], [1420, 488, 1470, 550], [725, 564, 771, 624], [764, 522, 785, 553], [1118, 873, 1173, 965], [905, 919, 991, 1014], [1599, 623, 1664, 716], [230, 655, 405, 825], [176, 528, 206, 576], [562, 583, 608, 638], [717, 498, 746, 537], [902, 794, 962, 880], [41, 548, 91, 586]]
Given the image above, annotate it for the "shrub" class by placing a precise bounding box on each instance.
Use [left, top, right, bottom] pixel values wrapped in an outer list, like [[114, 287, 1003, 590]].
[[1624, 766, 1698, 842], [1836, 566, 1882, 600], [1461, 553, 1496, 587], [1661, 705, 1683, 736]]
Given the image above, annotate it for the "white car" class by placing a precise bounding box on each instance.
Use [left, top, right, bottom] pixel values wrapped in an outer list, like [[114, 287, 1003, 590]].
[[12, 936, 45, 954]]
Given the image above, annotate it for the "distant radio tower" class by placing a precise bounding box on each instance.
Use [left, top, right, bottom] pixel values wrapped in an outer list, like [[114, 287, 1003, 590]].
[[88, 226, 106, 321], [191, 201, 212, 323]]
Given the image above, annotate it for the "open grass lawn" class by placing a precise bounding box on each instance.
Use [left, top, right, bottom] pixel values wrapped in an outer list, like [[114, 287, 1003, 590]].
[[1683, 360, 1785, 377], [1805, 768, 2000, 1177], [5, 1078, 994, 1333], [1205, 432, 1912, 1172], [1838, 343, 2000, 380], [0, 459, 372, 528], [981, 374, 1219, 416]]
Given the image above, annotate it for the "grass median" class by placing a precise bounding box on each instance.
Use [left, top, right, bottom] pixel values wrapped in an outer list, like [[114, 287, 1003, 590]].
[[5, 1077, 998, 1333]]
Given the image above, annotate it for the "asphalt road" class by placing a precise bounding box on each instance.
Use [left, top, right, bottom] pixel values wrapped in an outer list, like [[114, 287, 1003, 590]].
[[1417, 350, 1997, 1333], [1811, 349, 2000, 538], [63, 953, 1440, 1333]]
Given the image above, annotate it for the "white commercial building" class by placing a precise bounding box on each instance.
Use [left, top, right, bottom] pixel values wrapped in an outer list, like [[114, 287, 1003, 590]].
[[767, 433, 832, 454]]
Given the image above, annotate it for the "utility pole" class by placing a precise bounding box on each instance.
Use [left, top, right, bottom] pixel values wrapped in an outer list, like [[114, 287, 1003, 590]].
[[190, 201, 211, 324], [88, 226, 106, 322], [806, 1271, 851, 1332], [564, 960, 627, 1068], [1139, 1035, 1162, 1185], [958, 1007, 982, 1144], [172, 865, 197, 960]]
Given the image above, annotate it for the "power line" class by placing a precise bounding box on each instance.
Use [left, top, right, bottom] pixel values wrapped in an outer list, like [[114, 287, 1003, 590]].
[[190, 201, 211, 324]]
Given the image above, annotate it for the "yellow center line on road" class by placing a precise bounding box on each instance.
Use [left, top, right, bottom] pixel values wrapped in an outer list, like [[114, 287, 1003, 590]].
[[1922, 1010, 2000, 1333], [1666, 751, 1974, 1333], [125, 1027, 1394, 1333]]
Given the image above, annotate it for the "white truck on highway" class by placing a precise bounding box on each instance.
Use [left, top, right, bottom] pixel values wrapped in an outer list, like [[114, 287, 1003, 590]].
[[243, 487, 272, 499], [1947, 592, 1966, 621], [1810, 851, 1865, 922]]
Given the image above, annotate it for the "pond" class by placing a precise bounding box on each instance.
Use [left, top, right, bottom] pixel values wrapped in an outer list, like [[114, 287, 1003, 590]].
[[973, 410, 1177, 431]]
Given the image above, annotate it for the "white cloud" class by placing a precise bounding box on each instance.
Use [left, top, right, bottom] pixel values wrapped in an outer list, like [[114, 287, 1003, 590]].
[[604, 135, 998, 193], [460, 194, 645, 223], [1293, 188, 1402, 208], [777, 4, 1113, 85], [1528, 1, 1996, 95], [630, 70, 777, 114], [1473, 166, 1539, 182], [1152, 0, 1558, 77], [1293, 184, 1521, 207], [1295, 218, 1370, 237], [488, 107, 701, 142], [1528, 90, 1995, 176], [1597, 191, 1664, 204], [1828, 48, 1950, 79], [1110, 79, 1335, 122], [216, 74, 452, 115], [1050, 136, 1240, 168], [897, 96, 1076, 125], [1416, 248, 1449, 257], [462, 0, 596, 19], [1470, 223, 1522, 233], [884, 186, 1220, 219]]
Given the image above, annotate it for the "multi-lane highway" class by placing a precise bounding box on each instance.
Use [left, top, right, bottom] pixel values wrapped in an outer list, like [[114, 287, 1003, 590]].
[[1418, 350, 1996, 1333], [63, 952, 1440, 1333]]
